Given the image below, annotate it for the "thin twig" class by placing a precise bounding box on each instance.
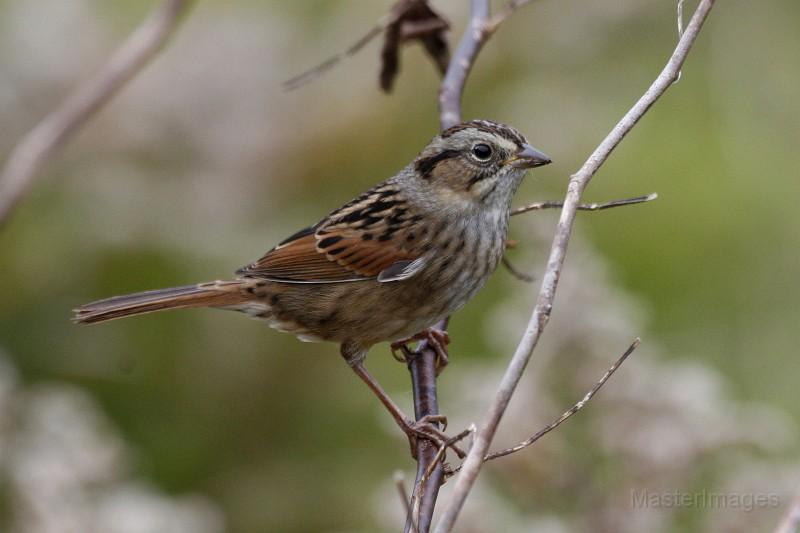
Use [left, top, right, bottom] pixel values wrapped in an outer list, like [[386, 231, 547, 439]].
[[504, 194, 658, 281], [284, 0, 450, 93], [282, 17, 389, 91], [0, 0, 192, 227], [434, 2, 716, 531], [395, 471, 418, 533], [484, 339, 638, 462], [445, 339, 639, 477], [501, 256, 535, 282], [510, 193, 657, 216]]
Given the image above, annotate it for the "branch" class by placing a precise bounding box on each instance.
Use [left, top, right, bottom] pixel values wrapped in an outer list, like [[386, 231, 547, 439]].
[[504, 194, 657, 281], [283, 0, 450, 93], [434, 1, 716, 531], [283, 17, 390, 91], [405, 318, 448, 533], [0, 0, 192, 227], [510, 193, 657, 216], [438, 0, 490, 130], [448, 339, 639, 476], [501, 256, 535, 282], [409, 427, 473, 531], [407, 0, 496, 530]]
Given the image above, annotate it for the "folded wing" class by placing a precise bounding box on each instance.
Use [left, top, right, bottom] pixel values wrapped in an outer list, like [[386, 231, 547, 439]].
[[237, 182, 431, 283]]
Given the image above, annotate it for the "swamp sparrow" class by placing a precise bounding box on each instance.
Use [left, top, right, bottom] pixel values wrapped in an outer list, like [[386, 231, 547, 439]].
[[75, 119, 551, 448]]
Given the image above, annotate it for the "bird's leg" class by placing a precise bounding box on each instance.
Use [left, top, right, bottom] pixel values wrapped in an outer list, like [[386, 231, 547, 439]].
[[341, 345, 464, 459], [390, 328, 451, 375]]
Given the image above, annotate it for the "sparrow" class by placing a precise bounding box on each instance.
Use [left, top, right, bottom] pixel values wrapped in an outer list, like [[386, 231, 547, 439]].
[[74, 119, 551, 449]]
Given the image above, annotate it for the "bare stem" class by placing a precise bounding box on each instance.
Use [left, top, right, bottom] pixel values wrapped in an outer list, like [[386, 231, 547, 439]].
[[405, 319, 448, 533], [434, 2, 716, 531], [501, 256, 535, 282], [504, 194, 657, 281], [0, 0, 192, 227], [283, 16, 389, 91], [438, 0, 490, 130], [510, 193, 657, 216], [479, 339, 638, 465]]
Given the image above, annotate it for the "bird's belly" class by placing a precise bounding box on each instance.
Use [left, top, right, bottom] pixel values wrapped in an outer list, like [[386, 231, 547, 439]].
[[279, 273, 489, 346]]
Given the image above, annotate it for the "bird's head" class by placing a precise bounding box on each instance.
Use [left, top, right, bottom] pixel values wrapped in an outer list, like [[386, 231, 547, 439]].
[[413, 119, 551, 208]]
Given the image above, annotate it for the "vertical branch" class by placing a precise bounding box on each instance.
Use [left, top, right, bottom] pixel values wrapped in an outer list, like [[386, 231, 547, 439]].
[[434, 1, 716, 531], [407, 1, 491, 531], [438, 0, 490, 129], [0, 0, 193, 226], [405, 318, 447, 533]]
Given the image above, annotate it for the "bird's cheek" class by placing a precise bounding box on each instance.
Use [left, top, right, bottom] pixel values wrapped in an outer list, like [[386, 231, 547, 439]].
[[431, 158, 471, 186], [468, 177, 501, 201], [435, 186, 476, 211]]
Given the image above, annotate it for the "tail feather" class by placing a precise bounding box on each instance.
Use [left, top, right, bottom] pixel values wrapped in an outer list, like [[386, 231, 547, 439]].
[[73, 280, 251, 324]]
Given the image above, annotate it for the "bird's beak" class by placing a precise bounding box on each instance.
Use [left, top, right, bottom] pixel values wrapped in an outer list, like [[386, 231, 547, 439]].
[[510, 144, 552, 169]]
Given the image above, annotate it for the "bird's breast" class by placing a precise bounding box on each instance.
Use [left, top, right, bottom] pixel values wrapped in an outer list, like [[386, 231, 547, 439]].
[[415, 209, 509, 313]]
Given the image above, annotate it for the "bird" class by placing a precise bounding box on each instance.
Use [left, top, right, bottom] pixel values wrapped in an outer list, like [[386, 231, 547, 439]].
[[74, 119, 551, 450]]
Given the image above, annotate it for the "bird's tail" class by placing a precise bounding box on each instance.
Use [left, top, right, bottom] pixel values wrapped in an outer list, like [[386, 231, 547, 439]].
[[73, 280, 254, 324]]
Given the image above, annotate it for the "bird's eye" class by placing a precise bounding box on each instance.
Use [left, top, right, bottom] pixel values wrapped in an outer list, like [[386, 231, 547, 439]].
[[471, 143, 493, 161]]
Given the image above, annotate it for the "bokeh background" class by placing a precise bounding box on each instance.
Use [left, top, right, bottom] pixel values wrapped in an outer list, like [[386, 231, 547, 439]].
[[1, 0, 799, 531]]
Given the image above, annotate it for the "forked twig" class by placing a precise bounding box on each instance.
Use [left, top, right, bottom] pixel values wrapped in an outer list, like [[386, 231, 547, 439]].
[[409, 427, 474, 531], [0, 0, 192, 226], [434, 2, 716, 531]]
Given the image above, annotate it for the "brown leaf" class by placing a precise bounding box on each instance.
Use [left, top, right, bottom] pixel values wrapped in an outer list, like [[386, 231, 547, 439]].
[[380, 0, 450, 92]]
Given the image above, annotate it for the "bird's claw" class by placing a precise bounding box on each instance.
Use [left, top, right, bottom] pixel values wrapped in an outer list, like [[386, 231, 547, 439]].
[[390, 328, 451, 374], [402, 414, 466, 460]]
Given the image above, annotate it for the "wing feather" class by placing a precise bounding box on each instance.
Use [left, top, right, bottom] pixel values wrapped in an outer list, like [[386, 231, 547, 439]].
[[237, 182, 432, 283]]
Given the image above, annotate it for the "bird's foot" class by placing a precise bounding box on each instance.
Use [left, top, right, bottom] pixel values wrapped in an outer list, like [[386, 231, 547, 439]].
[[401, 414, 467, 460], [390, 328, 451, 375]]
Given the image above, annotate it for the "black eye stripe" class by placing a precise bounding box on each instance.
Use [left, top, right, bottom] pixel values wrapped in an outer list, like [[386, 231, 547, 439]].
[[415, 149, 460, 178]]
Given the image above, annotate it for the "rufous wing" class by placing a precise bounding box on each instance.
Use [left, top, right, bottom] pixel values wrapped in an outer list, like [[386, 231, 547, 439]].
[[237, 182, 430, 283]]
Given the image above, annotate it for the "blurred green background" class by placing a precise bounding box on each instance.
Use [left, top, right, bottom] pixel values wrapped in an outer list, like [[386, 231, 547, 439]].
[[1, 1, 799, 532]]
